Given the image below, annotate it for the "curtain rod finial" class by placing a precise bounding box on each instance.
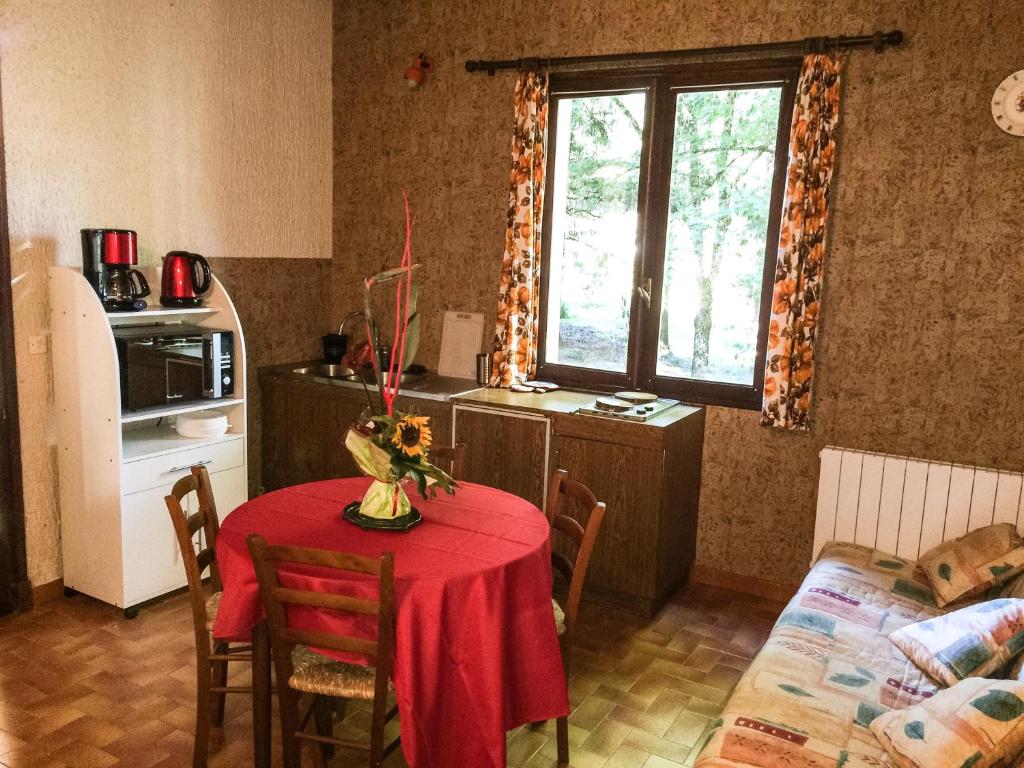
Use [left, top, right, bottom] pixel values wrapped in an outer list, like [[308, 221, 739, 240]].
[[875, 30, 904, 52]]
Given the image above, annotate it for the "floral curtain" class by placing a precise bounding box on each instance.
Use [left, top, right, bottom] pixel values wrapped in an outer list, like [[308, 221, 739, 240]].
[[761, 54, 843, 430], [491, 72, 549, 386]]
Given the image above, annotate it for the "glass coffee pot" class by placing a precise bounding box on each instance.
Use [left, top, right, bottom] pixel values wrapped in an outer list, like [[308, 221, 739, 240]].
[[104, 266, 150, 311]]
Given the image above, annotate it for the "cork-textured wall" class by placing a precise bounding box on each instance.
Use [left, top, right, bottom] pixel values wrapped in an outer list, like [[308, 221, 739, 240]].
[[332, 0, 1024, 588], [1, 0, 332, 586]]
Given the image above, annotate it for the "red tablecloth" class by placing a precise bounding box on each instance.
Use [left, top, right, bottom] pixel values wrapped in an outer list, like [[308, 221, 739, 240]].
[[214, 477, 569, 768]]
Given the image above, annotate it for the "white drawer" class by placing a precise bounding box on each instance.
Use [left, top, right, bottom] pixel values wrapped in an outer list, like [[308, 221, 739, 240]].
[[122, 437, 244, 495]]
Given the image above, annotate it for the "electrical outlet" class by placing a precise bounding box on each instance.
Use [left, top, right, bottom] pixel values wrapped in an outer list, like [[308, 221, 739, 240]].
[[28, 335, 47, 355]]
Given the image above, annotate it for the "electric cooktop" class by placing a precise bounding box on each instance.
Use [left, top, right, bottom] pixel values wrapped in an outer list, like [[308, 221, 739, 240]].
[[574, 392, 679, 422]]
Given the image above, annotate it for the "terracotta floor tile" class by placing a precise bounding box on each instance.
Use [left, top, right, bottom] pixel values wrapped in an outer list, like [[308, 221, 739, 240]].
[[606, 705, 671, 739], [0, 582, 782, 767], [506, 726, 548, 766], [621, 730, 692, 763], [662, 710, 710, 748], [604, 743, 654, 767], [642, 754, 684, 767], [575, 716, 632, 758]]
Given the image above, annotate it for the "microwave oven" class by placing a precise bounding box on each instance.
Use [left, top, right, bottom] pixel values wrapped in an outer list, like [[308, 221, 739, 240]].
[[113, 325, 234, 411]]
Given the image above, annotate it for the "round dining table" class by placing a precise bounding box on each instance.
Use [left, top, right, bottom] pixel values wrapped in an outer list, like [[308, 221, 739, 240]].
[[214, 476, 570, 768]]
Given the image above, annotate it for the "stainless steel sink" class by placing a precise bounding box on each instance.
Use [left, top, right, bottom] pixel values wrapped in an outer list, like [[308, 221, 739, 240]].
[[292, 364, 423, 387], [344, 371, 424, 386], [292, 364, 356, 379]]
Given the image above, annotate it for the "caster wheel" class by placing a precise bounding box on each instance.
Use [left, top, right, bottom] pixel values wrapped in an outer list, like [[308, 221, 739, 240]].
[[122, 607, 139, 620], [63, 586, 78, 598]]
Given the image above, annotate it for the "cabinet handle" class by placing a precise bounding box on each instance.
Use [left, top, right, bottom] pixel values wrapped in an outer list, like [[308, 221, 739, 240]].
[[169, 459, 212, 474]]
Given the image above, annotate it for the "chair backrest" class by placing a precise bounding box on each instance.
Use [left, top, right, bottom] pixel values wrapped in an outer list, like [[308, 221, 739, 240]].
[[165, 465, 222, 641], [429, 442, 465, 480], [246, 535, 395, 735], [545, 469, 607, 643]]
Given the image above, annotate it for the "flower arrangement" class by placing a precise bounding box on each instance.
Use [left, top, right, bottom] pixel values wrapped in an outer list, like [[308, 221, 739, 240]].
[[345, 413, 455, 519], [344, 193, 456, 521]]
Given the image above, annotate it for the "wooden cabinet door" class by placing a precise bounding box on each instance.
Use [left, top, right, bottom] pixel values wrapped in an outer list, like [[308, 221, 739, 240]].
[[550, 434, 663, 600], [261, 381, 366, 490], [396, 397, 452, 452], [453, 406, 549, 509]]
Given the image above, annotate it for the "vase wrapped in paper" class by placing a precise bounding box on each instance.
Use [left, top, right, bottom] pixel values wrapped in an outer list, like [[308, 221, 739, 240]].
[[343, 192, 456, 527], [345, 415, 455, 520]]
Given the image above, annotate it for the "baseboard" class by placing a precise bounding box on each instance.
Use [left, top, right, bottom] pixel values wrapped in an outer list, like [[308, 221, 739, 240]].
[[689, 563, 798, 604], [31, 578, 64, 607]]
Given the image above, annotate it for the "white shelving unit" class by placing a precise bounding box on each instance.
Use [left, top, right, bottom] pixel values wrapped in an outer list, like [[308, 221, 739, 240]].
[[106, 305, 218, 327], [119, 397, 246, 425], [49, 265, 249, 616]]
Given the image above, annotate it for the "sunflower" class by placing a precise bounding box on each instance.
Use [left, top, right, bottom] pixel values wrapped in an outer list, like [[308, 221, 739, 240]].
[[391, 415, 432, 458]]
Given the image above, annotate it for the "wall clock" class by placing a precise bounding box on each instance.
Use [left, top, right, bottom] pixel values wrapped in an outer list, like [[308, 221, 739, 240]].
[[992, 70, 1024, 136]]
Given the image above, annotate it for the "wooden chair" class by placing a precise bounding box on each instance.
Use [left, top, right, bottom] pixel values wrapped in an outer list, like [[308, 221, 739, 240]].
[[544, 469, 607, 766], [428, 441, 465, 479], [246, 535, 400, 768], [165, 465, 253, 768]]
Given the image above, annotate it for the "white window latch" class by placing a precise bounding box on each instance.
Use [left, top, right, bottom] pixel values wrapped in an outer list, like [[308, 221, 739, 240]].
[[636, 277, 652, 308]]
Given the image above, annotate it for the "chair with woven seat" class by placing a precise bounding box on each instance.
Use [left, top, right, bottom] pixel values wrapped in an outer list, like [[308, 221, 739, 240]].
[[427, 441, 466, 480], [246, 534, 400, 768], [165, 465, 253, 768], [544, 468, 607, 766]]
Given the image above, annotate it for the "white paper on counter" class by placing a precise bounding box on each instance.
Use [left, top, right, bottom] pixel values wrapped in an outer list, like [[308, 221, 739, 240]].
[[437, 311, 485, 379]]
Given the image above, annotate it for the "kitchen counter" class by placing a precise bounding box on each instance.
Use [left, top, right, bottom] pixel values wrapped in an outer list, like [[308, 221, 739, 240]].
[[451, 385, 705, 616], [259, 360, 479, 402], [258, 363, 706, 615], [452, 385, 703, 429]]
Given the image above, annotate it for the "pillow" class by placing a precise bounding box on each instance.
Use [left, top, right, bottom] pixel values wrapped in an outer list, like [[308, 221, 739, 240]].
[[888, 598, 1024, 686], [1002, 570, 1024, 599], [1006, 653, 1024, 681], [869, 677, 1024, 768], [918, 523, 1024, 607]]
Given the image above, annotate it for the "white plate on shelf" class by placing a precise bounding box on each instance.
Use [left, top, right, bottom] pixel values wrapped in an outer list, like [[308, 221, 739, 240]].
[[175, 409, 229, 439]]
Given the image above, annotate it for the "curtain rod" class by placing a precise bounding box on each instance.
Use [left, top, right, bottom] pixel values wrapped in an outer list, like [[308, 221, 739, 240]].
[[465, 30, 904, 75]]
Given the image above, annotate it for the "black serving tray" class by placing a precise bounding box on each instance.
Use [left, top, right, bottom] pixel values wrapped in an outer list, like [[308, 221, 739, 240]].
[[342, 501, 423, 532]]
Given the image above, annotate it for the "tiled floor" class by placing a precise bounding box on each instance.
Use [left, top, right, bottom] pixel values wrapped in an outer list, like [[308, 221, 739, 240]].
[[0, 583, 784, 767]]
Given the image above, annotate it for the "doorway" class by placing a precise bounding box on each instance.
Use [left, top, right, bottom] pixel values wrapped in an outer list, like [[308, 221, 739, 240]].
[[0, 64, 28, 616]]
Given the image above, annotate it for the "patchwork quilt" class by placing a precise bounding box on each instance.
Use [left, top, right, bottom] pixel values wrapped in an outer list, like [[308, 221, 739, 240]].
[[693, 542, 952, 768]]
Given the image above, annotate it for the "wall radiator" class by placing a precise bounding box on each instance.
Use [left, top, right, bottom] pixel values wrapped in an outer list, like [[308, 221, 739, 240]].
[[814, 447, 1024, 563]]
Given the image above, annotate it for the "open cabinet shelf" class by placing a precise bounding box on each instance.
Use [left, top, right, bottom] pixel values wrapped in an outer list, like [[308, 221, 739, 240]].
[[122, 424, 246, 463], [105, 306, 218, 326], [120, 397, 246, 425]]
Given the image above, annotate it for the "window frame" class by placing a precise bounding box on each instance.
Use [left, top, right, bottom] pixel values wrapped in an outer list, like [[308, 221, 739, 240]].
[[536, 59, 801, 410]]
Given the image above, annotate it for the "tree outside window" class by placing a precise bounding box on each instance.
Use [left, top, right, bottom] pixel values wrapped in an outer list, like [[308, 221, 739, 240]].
[[539, 62, 798, 409]]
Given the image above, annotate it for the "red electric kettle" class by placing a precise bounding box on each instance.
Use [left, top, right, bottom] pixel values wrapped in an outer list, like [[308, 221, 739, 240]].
[[160, 251, 212, 307]]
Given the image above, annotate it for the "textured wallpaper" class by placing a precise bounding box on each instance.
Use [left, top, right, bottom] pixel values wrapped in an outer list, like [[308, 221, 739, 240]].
[[0, 0, 333, 586], [332, 0, 1024, 588]]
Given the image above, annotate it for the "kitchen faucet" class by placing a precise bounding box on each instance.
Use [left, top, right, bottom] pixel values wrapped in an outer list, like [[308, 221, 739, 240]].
[[338, 310, 378, 369], [338, 310, 366, 337]]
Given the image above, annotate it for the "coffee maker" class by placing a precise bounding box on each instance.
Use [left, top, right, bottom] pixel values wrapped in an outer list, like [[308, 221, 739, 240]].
[[81, 229, 151, 312]]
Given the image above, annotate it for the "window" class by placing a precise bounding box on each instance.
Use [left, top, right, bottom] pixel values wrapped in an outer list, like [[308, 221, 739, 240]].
[[538, 61, 798, 409]]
